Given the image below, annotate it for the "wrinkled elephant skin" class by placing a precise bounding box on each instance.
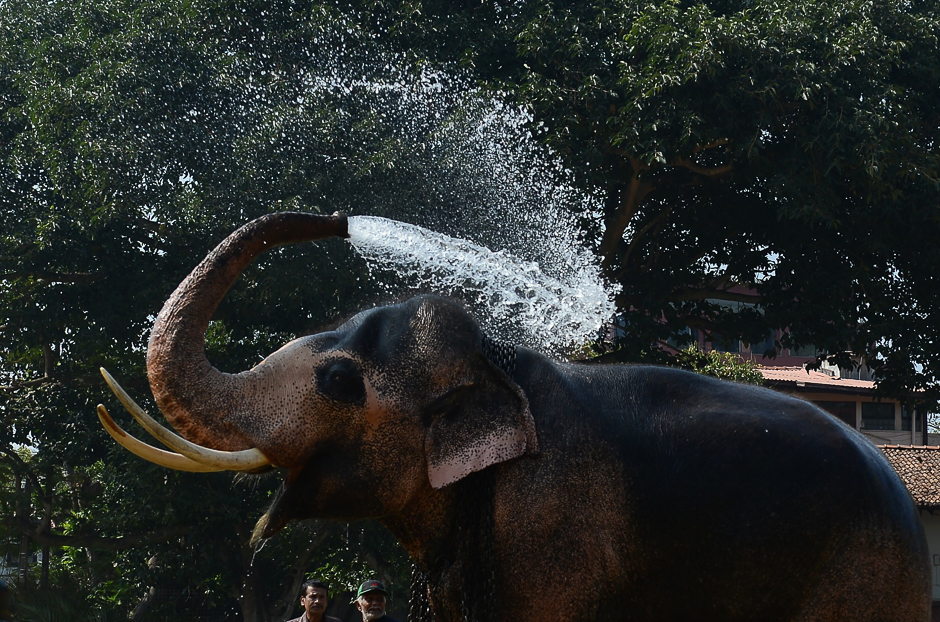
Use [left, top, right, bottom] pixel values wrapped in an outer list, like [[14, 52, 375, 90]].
[[133, 213, 930, 622]]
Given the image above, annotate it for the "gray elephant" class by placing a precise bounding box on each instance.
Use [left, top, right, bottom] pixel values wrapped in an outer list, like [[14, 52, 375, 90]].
[[99, 212, 930, 622]]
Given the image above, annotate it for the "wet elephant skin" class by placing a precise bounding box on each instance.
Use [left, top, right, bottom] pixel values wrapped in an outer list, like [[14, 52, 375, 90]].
[[244, 297, 929, 622]]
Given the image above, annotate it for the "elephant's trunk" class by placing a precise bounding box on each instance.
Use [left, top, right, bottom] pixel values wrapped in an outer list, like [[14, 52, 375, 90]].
[[146, 212, 348, 452]]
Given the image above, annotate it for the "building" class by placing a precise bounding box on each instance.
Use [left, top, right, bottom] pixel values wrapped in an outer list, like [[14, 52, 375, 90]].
[[702, 327, 936, 446], [879, 446, 940, 621], [758, 362, 936, 446]]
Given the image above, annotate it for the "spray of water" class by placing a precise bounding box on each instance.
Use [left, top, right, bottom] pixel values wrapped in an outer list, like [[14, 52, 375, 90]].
[[347, 216, 615, 356], [227, 37, 618, 354]]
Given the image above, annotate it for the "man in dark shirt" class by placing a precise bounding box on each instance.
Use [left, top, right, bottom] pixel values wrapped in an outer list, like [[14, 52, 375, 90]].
[[353, 579, 401, 622], [286, 579, 342, 622]]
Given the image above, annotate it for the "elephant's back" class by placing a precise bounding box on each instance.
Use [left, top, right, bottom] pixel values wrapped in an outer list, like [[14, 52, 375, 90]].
[[609, 365, 929, 620], [526, 361, 930, 620]]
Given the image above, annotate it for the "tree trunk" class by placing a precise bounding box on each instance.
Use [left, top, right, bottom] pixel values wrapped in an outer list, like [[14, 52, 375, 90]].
[[237, 525, 271, 622], [17, 534, 29, 587], [17, 479, 31, 587], [40, 543, 49, 589], [131, 586, 157, 620]]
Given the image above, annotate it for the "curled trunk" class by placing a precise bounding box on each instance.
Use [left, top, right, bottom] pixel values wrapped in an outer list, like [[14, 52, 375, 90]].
[[146, 212, 348, 452]]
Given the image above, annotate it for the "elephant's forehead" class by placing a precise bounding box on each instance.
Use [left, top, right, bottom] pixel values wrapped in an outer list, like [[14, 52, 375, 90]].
[[336, 305, 419, 355], [240, 345, 405, 460], [339, 296, 474, 336], [260, 339, 396, 394]]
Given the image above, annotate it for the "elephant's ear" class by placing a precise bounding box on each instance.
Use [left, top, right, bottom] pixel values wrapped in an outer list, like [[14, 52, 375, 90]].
[[425, 354, 538, 489]]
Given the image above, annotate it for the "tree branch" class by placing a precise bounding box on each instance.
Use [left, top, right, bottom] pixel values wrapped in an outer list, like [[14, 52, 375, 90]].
[[0, 368, 123, 391], [43, 340, 54, 379], [36, 484, 53, 538], [0, 377, 57, 391], [598, 145, 734, 274], [614, 206, 674, 279], [600, 154, 654, 270], [0, 447, 45, 495], [0, 272, 101, 284], [692, 138, 729, 154], [671, 155, 733, 178]]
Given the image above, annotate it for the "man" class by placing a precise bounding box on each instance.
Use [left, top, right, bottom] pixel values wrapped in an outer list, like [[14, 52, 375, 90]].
[[287, 579, 342, 622], [353, 579, 401, 622]]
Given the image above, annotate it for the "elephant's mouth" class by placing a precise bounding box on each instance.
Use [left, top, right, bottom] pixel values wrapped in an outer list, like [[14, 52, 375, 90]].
[[251, 473, 299, 544], [96, 374, 327, 545], [251, 461, 324, 544]]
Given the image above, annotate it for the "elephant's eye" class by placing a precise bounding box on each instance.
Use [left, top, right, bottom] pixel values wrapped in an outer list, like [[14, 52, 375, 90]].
[[318, 359, 366, 404]]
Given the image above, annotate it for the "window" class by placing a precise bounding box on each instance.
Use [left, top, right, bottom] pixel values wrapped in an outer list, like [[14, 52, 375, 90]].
[[746, 330, 776, 357], [814, 401, 856, 428], [903, 405, 929, 432], [861, 402, 895, 431], [790, 344, 817, 357], [667, 327, 698, 349]]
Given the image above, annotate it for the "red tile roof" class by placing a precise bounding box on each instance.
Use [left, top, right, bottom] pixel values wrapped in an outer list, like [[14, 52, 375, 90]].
[[879, 445, 940, 507], [759, 366, 875, 394]]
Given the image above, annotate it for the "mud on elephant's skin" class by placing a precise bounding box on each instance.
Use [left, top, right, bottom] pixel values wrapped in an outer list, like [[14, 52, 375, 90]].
[[99, 212, 931, 622]]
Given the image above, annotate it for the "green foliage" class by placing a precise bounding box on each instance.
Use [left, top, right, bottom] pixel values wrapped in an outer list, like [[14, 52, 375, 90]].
[[298, 521, 412, 616], [674, 345, 765, 385], [12, 582, 119, 622]]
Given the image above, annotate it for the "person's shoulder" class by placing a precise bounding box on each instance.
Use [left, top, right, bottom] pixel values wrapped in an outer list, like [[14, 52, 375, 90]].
[[380, 616, 403, 622], [284, 616, 304, 622], [325, 617, 342, 622]]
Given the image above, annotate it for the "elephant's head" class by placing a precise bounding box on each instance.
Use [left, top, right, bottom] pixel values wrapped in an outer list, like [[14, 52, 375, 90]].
[[99, 212, 537, 538]]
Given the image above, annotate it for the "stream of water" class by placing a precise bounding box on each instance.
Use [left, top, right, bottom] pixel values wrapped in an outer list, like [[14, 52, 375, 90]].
[[347, 215, 615, 356]]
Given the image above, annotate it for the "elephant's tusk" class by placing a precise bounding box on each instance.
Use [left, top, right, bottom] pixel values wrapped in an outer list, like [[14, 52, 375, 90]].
[[99, 367, 271, 472], [97, 405, 225, 472]]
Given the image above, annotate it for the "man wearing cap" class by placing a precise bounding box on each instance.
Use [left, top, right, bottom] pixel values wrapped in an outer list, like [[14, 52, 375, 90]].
[[353, 579, 401, 622], [286, 579, 342, 622]]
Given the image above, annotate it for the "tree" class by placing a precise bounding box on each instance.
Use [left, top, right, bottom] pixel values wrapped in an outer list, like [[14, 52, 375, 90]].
[[345, 0, 940, 407], [674, 345, 765, 385]]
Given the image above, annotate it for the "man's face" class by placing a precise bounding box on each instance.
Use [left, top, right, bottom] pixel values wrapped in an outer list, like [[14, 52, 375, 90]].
[[301, 586, 329, 619], [355, 591, 387, 622]]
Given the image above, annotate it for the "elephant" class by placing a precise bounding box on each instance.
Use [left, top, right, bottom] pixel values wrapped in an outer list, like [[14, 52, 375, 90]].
[[98, 212, 930, 622]]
